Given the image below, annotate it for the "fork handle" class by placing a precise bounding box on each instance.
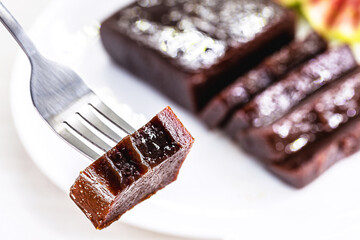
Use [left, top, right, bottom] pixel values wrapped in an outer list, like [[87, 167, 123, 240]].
[[0, 2, 40, 60]]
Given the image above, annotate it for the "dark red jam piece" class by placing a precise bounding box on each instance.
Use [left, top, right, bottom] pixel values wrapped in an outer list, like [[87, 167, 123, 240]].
[[269, 114, 360, 188], [132, 118, 180, 167], [100, 0, 295, 112], [70, 107, 194, 229], [201, 32, 327, 128], [237, 68, 360, 163], [225, 45, 358, 136]]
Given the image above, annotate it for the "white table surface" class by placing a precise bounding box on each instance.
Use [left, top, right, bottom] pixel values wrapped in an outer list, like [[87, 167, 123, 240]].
[[0, 1, 198, 239]]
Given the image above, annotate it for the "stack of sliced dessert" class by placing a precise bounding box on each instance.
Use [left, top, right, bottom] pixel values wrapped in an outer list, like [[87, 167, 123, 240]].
[[201, 32, 328, 128], [202, 41, 359, 188], [218, 45, 358, 187], [100, 0, 360, 188]]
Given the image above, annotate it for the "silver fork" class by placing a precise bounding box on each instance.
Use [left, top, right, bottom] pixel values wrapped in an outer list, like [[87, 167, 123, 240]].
[[0, 2, 136, 160]]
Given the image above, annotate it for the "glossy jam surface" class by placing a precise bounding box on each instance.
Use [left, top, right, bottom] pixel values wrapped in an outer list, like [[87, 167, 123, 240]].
[[132, 118, 181, 167], [263, 32, 327, 80], [70, 107, 194, 229], [241, 45, 357, 128], [271, 69, 360, 156], [225, 33, 327, 108], [107, 137, 148, 189], [201, 32, 327, 128], [116, 0, 286, 71], [269, 111, 360, 188], [87, 158, 123, 195], [223, 68, 269, 107]]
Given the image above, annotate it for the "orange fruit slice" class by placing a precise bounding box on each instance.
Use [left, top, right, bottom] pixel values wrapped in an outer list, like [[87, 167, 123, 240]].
[[302, 0, 360, 43]]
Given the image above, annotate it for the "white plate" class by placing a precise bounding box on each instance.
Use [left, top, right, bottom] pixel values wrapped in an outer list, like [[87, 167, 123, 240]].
[[10, 0, 360, 239]]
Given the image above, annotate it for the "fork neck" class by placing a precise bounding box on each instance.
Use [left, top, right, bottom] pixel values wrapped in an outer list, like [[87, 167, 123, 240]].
[[0, 2, 40, 62]]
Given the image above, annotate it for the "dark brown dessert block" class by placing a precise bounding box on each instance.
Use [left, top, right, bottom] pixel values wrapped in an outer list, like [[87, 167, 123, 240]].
[[69, 107, 194, 229], [269, 114, 360, 188], [225, 45, 358, 136], [200, 32, 327, 128], [237, 68, 360, 163], [100, 0, 295, 112]]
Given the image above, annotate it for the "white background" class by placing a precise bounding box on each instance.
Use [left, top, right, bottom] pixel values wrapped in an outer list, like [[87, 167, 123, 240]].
[[0, 1, 196, 239]]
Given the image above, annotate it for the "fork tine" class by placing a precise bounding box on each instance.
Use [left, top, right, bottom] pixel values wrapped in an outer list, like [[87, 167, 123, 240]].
[[58, 126, 103, 160], [65, 117, 112, 152], [77, 109, 123, 143], [89, 102, 136, 134], [1, 2, 136, 161]]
